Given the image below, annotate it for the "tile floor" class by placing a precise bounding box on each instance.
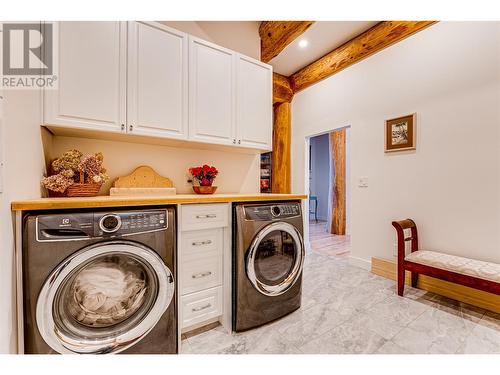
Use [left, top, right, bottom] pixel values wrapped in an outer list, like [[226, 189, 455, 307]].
[[180, 224, 500, 354], [309, 221, 350, 257]]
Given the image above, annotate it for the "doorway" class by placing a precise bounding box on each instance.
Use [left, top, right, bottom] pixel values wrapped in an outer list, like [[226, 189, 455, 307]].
[[307, 127, 350, 258]]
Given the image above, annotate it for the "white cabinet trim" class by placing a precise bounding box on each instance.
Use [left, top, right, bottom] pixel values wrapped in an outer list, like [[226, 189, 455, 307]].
[[127, 22, 188, 139], [188, 36, 236, 145], [180, 286, 223, 330], [236, 54, 273, 150], [180, 202, 229, 231], [177, 203, 231, 335], [43, 22, 126, 133]]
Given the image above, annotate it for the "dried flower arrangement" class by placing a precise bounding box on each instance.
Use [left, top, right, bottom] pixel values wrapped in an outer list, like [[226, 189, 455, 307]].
[[42, 149, 109, 197]]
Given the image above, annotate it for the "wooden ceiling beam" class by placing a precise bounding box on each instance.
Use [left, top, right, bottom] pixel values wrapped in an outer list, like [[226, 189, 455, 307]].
[[260, 21, 315, 63], [290, 21, 437, 92], [273, 72, 294, 104]]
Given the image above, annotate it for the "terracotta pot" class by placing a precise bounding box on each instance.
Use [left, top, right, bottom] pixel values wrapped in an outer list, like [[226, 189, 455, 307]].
[[192, 186, 218, 195]]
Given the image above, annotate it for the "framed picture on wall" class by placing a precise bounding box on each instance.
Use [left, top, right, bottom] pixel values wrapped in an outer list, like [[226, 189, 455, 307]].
[[384, 113, 416, 152]]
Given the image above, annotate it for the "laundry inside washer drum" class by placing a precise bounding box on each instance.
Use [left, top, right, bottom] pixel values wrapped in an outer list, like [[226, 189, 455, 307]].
[[52, 252, 159, 337]]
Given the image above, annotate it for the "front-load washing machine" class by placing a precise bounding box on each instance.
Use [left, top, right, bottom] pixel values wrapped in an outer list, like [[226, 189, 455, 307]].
[[22, 207, 177, 354], [232, 201, 305, 332]]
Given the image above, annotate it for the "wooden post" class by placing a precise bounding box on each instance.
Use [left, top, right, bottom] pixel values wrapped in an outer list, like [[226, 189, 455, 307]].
[[330, 129, 346, 235], [272, 102, 291, 194], [273, 73, 294, 104]]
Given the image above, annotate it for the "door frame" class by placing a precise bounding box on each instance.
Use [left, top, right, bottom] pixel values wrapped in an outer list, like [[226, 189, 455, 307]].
[[304, 125, 351, 245]]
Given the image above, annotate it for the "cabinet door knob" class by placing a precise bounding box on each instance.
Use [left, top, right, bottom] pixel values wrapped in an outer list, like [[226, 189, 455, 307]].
[[232, 139, 236, 144], [238, 140, 241, 144], [121, 124, 125, 131], [129, 124, 133, 132]]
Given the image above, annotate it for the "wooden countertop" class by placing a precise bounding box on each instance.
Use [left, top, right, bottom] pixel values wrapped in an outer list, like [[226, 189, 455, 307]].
[[11, 193, 308, 211]]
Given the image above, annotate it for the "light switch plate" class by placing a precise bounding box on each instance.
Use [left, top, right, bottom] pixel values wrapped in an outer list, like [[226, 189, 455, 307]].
[[358, 177, 368, 188]]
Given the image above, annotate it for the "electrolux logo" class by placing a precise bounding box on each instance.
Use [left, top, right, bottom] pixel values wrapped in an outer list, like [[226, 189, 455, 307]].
[[0, 22, 58, 89]]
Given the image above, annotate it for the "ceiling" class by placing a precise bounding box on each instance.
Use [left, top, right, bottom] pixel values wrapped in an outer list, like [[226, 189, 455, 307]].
[[268, 21, 379, 76]]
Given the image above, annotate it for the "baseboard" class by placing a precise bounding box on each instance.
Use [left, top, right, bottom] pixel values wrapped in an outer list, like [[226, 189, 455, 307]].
[[349, 256, 371, 271], [371, 257, 500, 314], [181, 320, 221, 339], [181, 316, 221, 335]]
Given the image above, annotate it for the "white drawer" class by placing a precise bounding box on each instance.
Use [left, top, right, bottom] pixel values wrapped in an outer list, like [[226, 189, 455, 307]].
[[181, 228, 223, 260], [181, 203, 229, 231], [180, 286, 222, 328], [181, 253, 222, 295]]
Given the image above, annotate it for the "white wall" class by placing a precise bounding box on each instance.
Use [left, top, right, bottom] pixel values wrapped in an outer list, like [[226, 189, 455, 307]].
[[309, 133, 330, 221], [292, 22, 500, 267], [50, 136, 260, 195], [0, 89, 44, 353], [160, 21, 260, 60]]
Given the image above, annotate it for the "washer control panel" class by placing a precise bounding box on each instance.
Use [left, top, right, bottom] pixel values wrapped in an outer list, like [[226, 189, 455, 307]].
[[244, 202, 301, 221], [36, 209, 168, 241], [94, 210, 168, 236]]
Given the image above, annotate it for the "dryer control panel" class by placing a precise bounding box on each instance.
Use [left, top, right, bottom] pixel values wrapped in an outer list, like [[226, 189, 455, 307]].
[[36, 209, 168, 242], [244, 202, 301, 221]]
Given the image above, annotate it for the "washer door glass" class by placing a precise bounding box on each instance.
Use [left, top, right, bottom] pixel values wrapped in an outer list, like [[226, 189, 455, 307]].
[[36, 242, 174, 354], [246, 222, 304, 296]]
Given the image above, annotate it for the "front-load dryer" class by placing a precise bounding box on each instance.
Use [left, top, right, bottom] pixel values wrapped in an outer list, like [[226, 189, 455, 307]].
[[22, 207, 177, 354], [232, 201, 304, 332]]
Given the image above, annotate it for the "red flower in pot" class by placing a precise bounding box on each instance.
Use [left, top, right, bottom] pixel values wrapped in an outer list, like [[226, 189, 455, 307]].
[[188, 164, 219, 194]]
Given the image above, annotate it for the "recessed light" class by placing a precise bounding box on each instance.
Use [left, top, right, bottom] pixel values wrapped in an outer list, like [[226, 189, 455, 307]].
[[298, 39, 309, 48]]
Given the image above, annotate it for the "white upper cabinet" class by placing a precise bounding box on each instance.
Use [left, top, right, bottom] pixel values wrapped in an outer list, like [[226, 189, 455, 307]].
[[44, 22, 126, 132], [236, 55, 273, 150], [127, 22, 188, 139], [44, 22, 273, 151], [188, 37, 236, 145]]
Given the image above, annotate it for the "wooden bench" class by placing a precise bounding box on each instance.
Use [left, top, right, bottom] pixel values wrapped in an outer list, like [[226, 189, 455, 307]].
[[392, 219, 500, 297]]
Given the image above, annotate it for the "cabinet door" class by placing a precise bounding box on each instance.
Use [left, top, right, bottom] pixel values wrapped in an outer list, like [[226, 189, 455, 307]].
[[127, 22, 188, 139], [44, 22, 126, 132], [236, 55, 273, 150], [188, 37, 235, 145]]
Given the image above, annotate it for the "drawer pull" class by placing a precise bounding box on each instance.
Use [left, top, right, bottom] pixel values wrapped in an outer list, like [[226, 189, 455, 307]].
[[192, 240, 213, 246], [192, 303, 211, 312], [195, 214, 217, 219], [192, 271, 212, 279]]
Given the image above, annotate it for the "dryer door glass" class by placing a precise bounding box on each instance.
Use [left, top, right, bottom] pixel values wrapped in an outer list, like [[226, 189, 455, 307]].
[[254, 231, 296, 285], [36, 242, 174, 354], [246, 222, 304, 296]]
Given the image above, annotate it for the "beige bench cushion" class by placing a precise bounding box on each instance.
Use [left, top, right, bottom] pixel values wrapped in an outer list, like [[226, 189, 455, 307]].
[[405, 250, 500, 283]]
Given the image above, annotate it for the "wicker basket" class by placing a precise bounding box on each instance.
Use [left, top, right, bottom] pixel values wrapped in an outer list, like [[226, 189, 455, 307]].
[[48, 171, 102, 198]]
